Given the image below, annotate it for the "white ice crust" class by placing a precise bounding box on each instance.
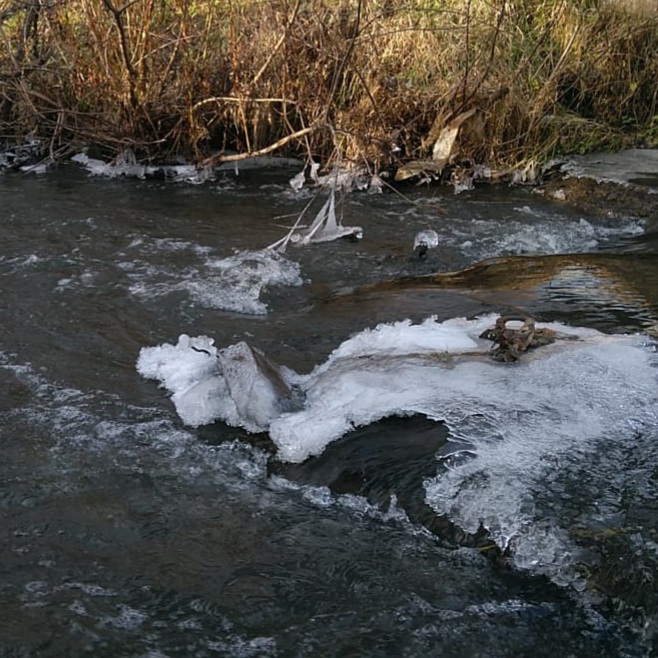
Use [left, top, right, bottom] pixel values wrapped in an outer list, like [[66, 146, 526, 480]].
[[136, 313, 637, 463], [137, 313, 658, 585]]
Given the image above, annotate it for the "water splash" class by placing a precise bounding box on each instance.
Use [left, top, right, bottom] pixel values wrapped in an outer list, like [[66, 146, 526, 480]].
[[128, 248, 302, 315]]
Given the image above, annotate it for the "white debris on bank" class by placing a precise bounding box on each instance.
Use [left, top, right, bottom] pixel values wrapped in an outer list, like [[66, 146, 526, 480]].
[[70, 150, 304, 183], [288, 161, 384, 194], [71, 152, 216, 184]]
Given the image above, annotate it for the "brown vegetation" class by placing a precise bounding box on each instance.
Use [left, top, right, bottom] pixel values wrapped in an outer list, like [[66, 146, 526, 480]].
[[1, 0, 657, 170]]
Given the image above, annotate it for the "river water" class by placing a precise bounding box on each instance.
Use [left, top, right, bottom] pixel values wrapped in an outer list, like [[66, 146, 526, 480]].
[[1, 163, 657, 657]]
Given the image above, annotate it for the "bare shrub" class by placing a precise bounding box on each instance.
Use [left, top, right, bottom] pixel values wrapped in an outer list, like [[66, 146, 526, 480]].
[[0, 0, 656, 168]]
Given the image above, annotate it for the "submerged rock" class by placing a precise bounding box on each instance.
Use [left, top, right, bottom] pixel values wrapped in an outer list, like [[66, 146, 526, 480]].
[[413, 229, 440, 259], [219, 342, 305, 430]]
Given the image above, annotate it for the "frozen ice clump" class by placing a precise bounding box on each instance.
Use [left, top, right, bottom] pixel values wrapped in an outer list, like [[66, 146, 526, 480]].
[[137, 334, 235, 427], [138, 314, 624, 460], [138, 313, 658, 589], [137, 335, 303, 432]]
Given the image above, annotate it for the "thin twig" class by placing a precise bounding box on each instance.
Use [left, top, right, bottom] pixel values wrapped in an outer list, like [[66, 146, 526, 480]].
[[192, 96, 299, 111], [252, 0, 303, 87]]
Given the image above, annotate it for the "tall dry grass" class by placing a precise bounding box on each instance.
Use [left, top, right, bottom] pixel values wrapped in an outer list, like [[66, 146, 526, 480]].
[[0, 0, 657, 169]]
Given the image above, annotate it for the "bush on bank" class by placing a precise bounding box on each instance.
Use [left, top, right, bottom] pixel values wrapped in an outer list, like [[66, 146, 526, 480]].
[[1, 0, 657, 171]]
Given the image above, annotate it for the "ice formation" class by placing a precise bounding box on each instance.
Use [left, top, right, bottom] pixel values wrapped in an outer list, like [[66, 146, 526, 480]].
[[137, 314, 658, 585], [137, 313, 650, 463], [268, 189, 363, 252]]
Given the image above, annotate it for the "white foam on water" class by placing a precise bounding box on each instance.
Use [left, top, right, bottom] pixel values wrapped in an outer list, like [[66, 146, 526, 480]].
[[185, 250, 302, 314], [127, 248, 302, 315], [0, 253, 43, 274], [402, 206, 644, 259], [34, 231, 301, 315], [101, 605, 149, 630], [204, 636, 277, 658], [455, 216, 644, 259], [123, 236, 214, 257], [2, 352, 271, 490]]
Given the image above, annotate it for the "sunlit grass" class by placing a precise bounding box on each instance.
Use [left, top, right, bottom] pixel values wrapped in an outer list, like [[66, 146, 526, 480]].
[[0, 0, 656, 168]]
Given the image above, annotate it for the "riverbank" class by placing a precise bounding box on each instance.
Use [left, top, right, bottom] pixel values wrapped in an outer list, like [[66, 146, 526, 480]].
[[1, 1, 658, 173], [541, 176, 658, 219]]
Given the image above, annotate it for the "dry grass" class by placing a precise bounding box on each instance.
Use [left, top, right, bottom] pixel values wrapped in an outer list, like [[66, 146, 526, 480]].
[[1, 0, 657, 170]]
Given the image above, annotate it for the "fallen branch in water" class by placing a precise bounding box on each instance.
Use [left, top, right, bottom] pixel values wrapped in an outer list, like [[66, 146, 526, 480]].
[[201, 125, 321, 166]]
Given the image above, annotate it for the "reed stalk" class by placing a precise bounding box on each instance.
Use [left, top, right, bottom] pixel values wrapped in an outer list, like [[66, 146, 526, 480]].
[[0, 0, 656, 170]]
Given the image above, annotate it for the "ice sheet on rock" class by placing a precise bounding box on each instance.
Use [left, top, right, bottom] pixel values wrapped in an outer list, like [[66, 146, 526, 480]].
[[0, 137, 44, 170], [270, 317, 653, 467], [268, 315, 656, 585], [310, 317, 480, 378], [422, 332, 658, 585]]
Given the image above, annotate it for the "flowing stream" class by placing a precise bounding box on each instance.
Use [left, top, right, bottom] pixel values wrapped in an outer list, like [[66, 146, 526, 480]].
[[1, 162, 657, 657]]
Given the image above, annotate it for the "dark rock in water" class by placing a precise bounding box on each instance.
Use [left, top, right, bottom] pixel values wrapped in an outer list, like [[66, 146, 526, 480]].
[[413, 243, 428, 259], [247, 344, 300, 409], [269, 414, 492, 550]]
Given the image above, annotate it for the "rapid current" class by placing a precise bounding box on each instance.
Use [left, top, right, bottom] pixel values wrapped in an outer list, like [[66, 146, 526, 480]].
[[1, 157, 658, 657]]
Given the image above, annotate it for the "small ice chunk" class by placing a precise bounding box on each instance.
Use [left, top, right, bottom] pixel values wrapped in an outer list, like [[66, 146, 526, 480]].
[[289, 170, 305, 191], [136, 334, 232, 427], [413, 229, 439, 257], [219, 342, 303, 431]]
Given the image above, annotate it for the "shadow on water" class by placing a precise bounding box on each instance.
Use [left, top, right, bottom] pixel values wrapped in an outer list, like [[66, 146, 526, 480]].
[[315, 252, 658, 334]]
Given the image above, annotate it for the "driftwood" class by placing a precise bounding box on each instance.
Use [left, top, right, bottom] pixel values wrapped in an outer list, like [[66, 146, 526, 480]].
[[480, 315, 557, 363]]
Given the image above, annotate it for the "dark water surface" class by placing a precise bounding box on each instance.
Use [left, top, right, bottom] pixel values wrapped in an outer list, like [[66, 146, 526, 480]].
[[1, 165, 657, 657]]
